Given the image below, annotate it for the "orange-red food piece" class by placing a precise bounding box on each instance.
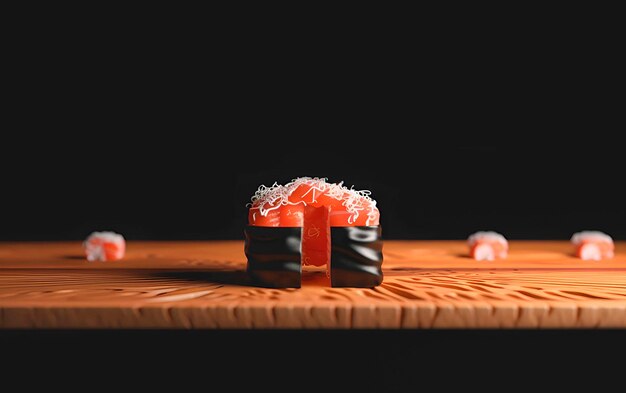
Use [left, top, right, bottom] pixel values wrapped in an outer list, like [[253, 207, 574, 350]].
[[571, 231, 614, 260], [467, 231, 508, 261], [83, 231, 126, 262]]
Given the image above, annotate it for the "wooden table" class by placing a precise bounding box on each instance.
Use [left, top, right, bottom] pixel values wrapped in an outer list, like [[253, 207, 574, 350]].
[[1, 241, 625, 329]]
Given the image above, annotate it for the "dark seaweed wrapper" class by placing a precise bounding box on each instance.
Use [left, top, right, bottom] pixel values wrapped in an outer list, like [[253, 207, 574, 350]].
[[244, 225, 383, 288], [330, 226, 383, 288], [244, 226, 303, 288]]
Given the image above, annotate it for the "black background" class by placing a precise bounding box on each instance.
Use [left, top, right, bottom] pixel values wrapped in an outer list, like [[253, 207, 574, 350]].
[[2, 13, 623, 241], [3, 141, 624, 241], [2, 8, 625, 387]]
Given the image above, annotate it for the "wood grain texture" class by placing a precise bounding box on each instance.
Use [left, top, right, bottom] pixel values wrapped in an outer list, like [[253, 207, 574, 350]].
[[1, 241, 626, 328]]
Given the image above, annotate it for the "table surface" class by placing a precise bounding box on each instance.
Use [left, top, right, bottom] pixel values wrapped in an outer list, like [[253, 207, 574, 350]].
[[1, 240, 626, 329]]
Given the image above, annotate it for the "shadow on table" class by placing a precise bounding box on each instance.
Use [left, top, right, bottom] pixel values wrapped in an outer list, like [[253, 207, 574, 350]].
[[149, 269, 328, 288], [151, 270, 252, 287]]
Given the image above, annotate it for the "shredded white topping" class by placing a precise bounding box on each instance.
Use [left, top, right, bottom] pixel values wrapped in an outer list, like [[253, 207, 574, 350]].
[[84, 231, 125, 244], [467, 231, 508, 247], [571, 231, 613, 245], [247, 177, 378, 225]]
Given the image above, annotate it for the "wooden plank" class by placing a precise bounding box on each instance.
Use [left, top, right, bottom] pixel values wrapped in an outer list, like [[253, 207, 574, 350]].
[[1, 240, 625, 328]]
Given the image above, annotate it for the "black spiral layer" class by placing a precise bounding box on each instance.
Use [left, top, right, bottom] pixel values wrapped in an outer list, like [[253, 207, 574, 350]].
[[330, 226, 383, 288], [244, 225, 383, 288], [244, 226, 302, 288]]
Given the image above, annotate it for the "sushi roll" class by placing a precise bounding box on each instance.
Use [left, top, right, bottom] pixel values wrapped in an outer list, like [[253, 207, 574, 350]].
[[571, 231, 614, 261], [83, 231, 126, 262], [245, 177, 383, 288], [247, 177, 380, 267], [467, 231, 508, 261]]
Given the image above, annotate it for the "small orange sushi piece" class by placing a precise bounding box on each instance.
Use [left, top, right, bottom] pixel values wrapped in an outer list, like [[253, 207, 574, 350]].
[[467, 231, 508, 261], [571, 231, 614, 260], [83, 231, 125, 262]]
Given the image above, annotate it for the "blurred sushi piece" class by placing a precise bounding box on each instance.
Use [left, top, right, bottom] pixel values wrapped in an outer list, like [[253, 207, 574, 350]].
[[467, 231, 508, 261], [83, 231, 126, 261], [571, 231, 614, 261]]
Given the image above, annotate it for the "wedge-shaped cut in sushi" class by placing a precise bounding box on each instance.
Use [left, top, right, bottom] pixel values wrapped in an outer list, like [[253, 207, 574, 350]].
[[467, 231, 508, 261], [83, 231, 126, 262], [571, 231, 614, 261]]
